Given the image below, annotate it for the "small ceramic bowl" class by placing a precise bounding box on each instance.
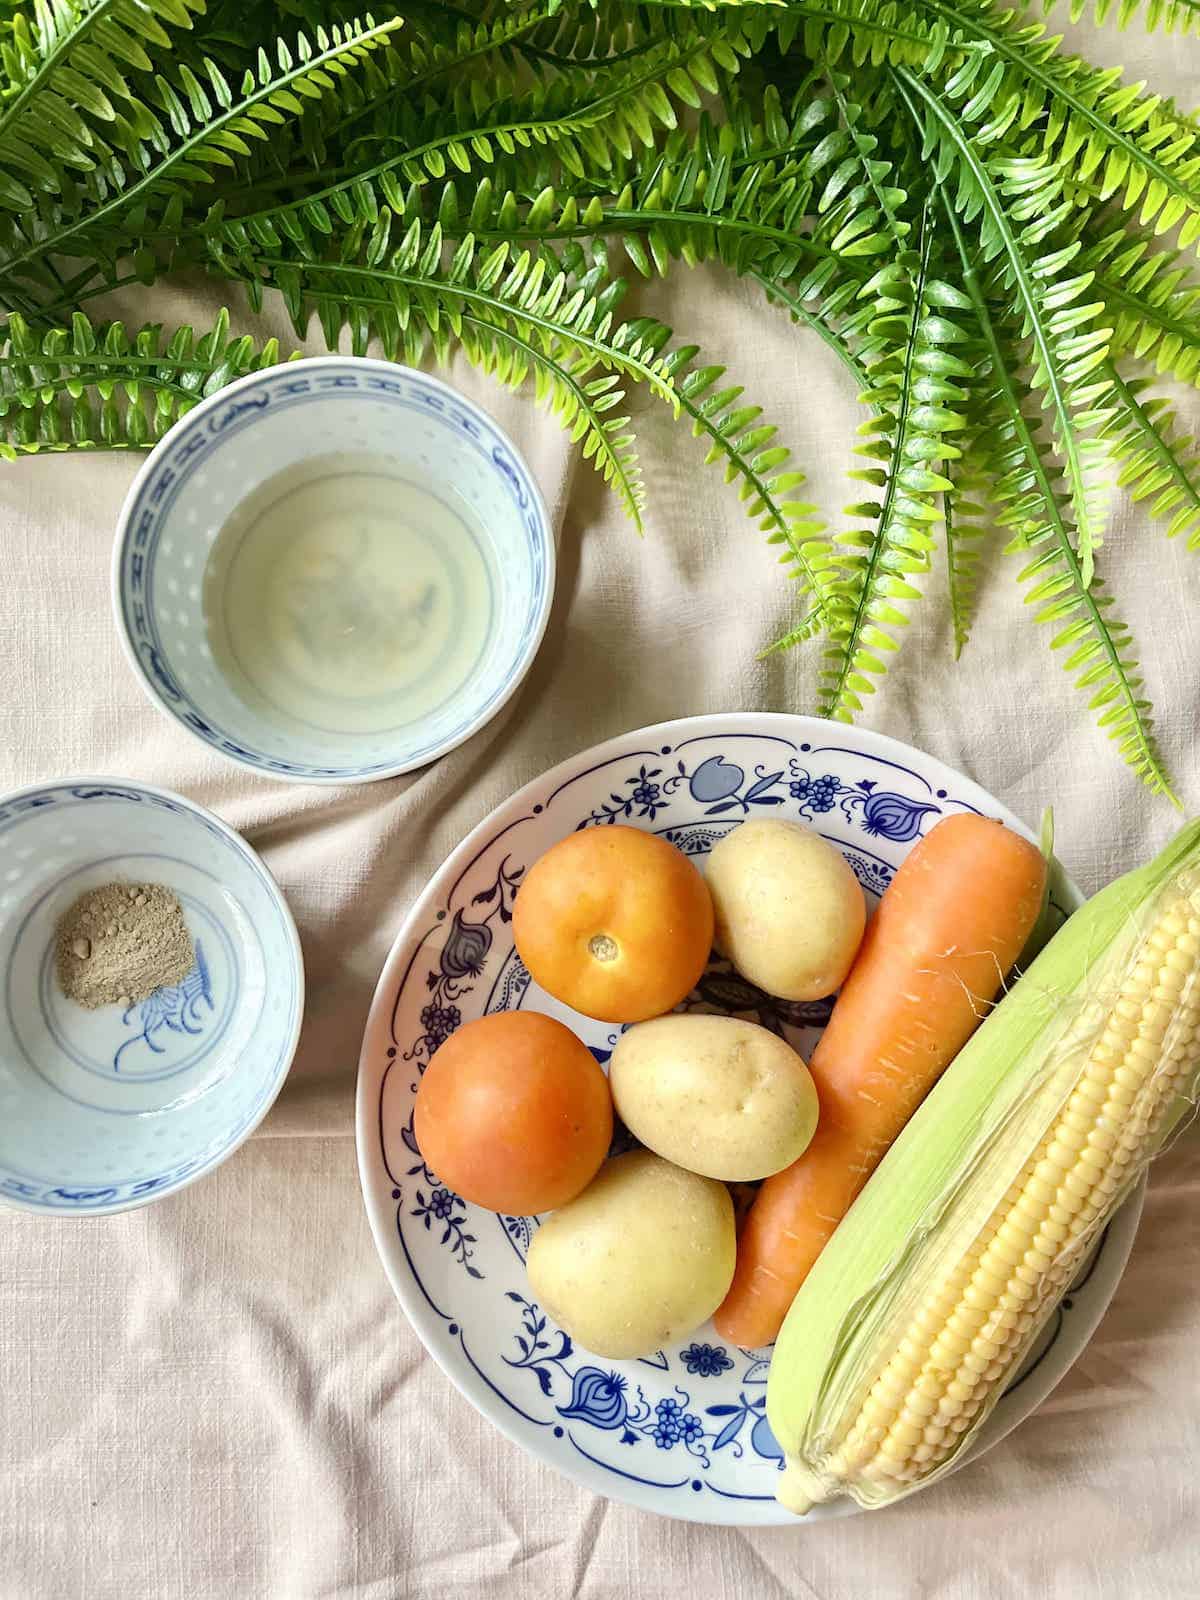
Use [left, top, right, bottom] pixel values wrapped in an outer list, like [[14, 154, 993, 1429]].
[[112, 357, 554, 784], [0, 778, 304, 1215]]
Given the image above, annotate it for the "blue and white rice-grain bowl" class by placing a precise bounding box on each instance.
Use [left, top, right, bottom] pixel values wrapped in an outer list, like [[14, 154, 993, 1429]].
[[0, 778, 303, 1215], [112, 357, 555, 784]]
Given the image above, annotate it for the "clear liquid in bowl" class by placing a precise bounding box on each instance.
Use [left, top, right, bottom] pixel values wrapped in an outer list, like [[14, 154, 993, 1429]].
[[203, 451, 497, 745]]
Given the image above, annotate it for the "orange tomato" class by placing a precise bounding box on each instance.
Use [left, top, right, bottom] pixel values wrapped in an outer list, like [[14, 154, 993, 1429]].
[[512, 826, 714, 1023], [413, 1011, 612, 1215]]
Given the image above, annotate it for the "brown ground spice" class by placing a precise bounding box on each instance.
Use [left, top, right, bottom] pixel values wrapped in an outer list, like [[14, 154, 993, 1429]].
[[55, 882, 195, 1010]]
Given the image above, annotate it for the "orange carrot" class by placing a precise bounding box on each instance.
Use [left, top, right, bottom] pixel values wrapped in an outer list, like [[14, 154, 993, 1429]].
[[713, 812, 1047, 1349]]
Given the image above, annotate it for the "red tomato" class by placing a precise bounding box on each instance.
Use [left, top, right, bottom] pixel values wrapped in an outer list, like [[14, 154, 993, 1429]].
[[412, 1011, 613, 1215], [513, 825, 714, 1023]]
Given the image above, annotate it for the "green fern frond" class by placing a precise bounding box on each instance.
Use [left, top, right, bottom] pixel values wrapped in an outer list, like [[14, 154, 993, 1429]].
[[942, 202, 1177, 800], [651, 331, 838, 634], [898, 67, 1116, 589], [204, 26, 747, 253], [753, 0, 1200, 251], [0, 15, 404, 303], [413, 150, 834, 287], [1081, 227, 1200, 389], [809, 65, 911, 260], [190, 78, 853, 297], [1015, 539, 1176, 800], [1101, 364, 1200, 546], [0, 0, 208, 211], [206, 78, 843, 290], [0, 307, 285, 455], [212, 213, 674, 525], [712, 0, 961, 72], [331, 3, 567, 155], [752, 267, 872, 390], [517, 2, 658, 65], [815, 210, 971, 717], [922, 0, 1200, 249]]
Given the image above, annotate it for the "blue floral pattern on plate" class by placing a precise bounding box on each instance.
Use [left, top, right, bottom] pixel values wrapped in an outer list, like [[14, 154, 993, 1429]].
[[582, 752, 948, 838], [357, 714, 1137, 1525], [503, 1296, 779, 1468]]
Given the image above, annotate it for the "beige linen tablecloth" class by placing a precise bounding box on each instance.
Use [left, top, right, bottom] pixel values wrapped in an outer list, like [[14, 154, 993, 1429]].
[[2, 19, 1198, 1598]]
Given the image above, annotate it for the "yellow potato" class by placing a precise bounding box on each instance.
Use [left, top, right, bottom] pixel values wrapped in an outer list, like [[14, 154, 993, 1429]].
[[526, 1151, 734, 1360], [705, 818, 866, 1001], [610, 1015, 818, 1181]]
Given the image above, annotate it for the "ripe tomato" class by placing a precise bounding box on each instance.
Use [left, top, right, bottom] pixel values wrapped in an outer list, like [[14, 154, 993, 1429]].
[[512, 825, 714, 1023], [413, 1012, 612, 1215]]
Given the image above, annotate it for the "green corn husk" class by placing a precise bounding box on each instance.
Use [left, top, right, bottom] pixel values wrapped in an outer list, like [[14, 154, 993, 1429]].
[[767, 818, 1200, 1514]]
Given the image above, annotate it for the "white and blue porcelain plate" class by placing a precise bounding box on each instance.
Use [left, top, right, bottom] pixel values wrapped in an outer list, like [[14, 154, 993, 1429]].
[[355, 714, 1142, 1523]]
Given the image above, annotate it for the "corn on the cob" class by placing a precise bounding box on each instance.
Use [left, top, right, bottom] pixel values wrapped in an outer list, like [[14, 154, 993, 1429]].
[[767, 820, 1200, 1514]]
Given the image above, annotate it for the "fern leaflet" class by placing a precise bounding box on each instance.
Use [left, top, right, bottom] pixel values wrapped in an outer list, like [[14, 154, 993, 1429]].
[[1101, 365, 1200, 547]]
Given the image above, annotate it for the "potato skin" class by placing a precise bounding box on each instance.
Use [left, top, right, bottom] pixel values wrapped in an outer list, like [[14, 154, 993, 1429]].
[[705, 819, 866, 1001], [526, 1151, 735, 1360], [610, 1015, 818, 1181]]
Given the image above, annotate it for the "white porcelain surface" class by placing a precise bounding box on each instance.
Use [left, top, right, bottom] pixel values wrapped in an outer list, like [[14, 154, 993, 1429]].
[[0, 779, 304, 1214], [112, 358, 554, 783], [355, 713, 1142, 1523]]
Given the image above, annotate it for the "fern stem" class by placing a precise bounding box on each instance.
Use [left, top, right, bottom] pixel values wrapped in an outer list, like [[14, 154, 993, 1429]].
[[748, 268, 869, 389], [519, 33, 681, 70], [205, 127, 830, 225], [942, 471, 972, 660], [0, 367, 199, 404], [462, 204, 849, 276], [8, 269, 146, 326]]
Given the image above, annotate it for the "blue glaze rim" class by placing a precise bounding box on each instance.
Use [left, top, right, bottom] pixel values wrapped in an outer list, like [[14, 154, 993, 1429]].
[[0, 777, 305, 1216], [111, 357, 556, 785]]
